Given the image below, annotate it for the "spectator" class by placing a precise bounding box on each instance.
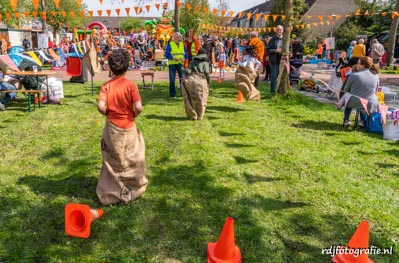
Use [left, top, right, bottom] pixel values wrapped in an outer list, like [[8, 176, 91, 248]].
[[291, 36, 304, 60], [351, 39, 366, 58], [341, 56, 379, 127], [0, 60, 17, 111], [267, 25, 284, 94], [22, 36, 31, 51], [164, 32, 188, 98], [202, 34, 215, 73], [184, 29, 201, 63], [347, 40, 356, 60], [370, 38, 385, 65], [96, 49, 147, 205]]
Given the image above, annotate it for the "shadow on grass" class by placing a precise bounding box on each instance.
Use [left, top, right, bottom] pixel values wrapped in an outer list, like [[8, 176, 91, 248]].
[[145, 114, 188, 121], [225, 143, 253, 148], [206, 105, 245, 113], [385, 149, 399, 157], [292, 120, 342, 131], [233, 156, 258, 164], [244, 173, 282, 184], [218, 131, 245, 137], [375, 162, 397, 169]]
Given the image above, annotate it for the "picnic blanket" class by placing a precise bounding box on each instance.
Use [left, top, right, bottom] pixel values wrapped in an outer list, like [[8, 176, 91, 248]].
[[234, 65, 260, 101], [96, 120, 148, 205], [181, 72, 209, 120]]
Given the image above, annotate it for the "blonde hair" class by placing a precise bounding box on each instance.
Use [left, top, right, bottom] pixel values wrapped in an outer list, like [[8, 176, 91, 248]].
[[359, 56, 379, 74]]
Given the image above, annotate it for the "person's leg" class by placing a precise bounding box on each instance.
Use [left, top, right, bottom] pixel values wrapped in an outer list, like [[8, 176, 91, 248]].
[[269, 64, 279, 94], [177, 64, 184, 94], [344, 107, 352, 125], [169, 64, 177, 97], [0, 82, 17, 108]]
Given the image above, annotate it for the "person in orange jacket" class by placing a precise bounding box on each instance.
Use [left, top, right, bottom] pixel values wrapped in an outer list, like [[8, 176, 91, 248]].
[[184, 29, 201, 64]]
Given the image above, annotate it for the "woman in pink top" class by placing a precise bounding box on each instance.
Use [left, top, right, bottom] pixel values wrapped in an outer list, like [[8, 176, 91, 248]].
[[96, 49, 148, 205]]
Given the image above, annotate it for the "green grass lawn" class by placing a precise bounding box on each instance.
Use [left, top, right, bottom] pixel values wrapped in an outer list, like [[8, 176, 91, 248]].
[[0, 80, 398, 262]]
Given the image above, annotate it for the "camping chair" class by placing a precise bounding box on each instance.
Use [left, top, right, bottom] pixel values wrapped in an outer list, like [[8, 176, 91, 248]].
[[140, 60, 155, 90], [325, 71, 343, 99]]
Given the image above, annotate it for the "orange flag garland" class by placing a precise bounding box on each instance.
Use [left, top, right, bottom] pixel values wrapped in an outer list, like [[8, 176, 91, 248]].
[[10, 0, 18, 12], [32, 0, 39, 10], [54, 0, 60, 8]]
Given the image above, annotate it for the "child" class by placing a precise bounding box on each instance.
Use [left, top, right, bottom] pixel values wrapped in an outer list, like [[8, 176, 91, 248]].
[[96, 49, 148, 205], [217, 46, 226, 80], [238, 45, 263, 71]]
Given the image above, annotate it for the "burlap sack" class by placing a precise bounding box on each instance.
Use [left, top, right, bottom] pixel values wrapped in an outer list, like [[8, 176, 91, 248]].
[[82, 42, 101, 76], [181, 72, 209, 120], [96, 120, 148, 205], [234, 66, 260, 101]]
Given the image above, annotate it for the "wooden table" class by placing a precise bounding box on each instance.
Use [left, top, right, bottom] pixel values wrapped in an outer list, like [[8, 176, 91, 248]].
[[5, 70, 57, 112]]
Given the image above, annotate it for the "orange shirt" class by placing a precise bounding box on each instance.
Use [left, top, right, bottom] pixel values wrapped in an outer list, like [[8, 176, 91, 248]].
[[98, 76, 141, 129], [248, 37, 264, 61]]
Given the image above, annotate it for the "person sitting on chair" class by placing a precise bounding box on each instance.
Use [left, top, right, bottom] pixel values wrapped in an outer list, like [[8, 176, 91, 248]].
[[341, 56, 379, 128], [0, 60, 17, 111]]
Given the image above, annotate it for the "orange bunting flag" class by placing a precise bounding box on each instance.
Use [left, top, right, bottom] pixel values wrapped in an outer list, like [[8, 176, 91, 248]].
[[0, 14, 2, 21], [80, 10, 84, 18], [392, 12, 399, 19], [221, 10, 226, 17], [247, 13, 253, 20], [99, 0, 103, 5], [163, 2, 168, 9], [238, 12, 243, 18], [76, 0, 82, 6], [32, 0, 39, 9], [115, 9, 120, 16], [155, 3, 160, 10], [381, 12, 387, 16], [186, 3, 191, 11], [97, 10, 102, 17], [355, 9, 360, 15], [6, 13, 11, 20], [306, 24, 310, 29], [317, 15, 323, 22], [145, 5, 150, 13], [106, 10, 111, 17], [364, 10, 369, 16], [256, 14, 261, 21], [203, 7, 208, 14], [264, 14, 269, 21], [32, 11, 37, 18], [272, 15, 278, 21], [307, 15, 312, 19], [54, 0, 60, 8], [229, 11, 234, 17], [88, 10, 93, 18], [139, 7, 142, 14], [70, 11, 75, 18], [212, 9, 217, 15], [24, 11, 29, 18], [10, 0, 18, 11], [177, 1, 182, 9], [125, 7, 130, 16], [134, 6, 139, 14], [50, 11, 56, 16], [15, 12, 20, 19], [195, 5, 200, 13]]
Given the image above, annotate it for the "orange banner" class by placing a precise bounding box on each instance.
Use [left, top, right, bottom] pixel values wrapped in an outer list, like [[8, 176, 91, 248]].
[[145, 5, 150, 13], [186, 3, 191, 11], [24, 11, 29, 18], [106, 10, 111, 17], [203, 7, 208, 14], [76, 0, 82, 6], [99, 0, 103, 5], [212, 9, 217, 15], [155, 3, 160, 10], [97, 10, 102, 17], [54, 0, 60, 8], [32, 0, 39, 9], [88, 10, 93, 18], [125, 8, 130, 16], [80, 10, 84, 18], [15, 12, 20, 19], [134, 6, 139, 14], [50, 11, 56, 16], [177, 1, 181, 9], [32, 11, 37, 18], [70, 11, 75, 18], [10, 0, 18, 12], [115, 9, 120, 16]]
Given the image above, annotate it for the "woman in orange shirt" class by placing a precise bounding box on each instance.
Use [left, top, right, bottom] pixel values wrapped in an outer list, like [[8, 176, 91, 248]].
[[96, 49, 148, 205], [316, 43, 323, 59]]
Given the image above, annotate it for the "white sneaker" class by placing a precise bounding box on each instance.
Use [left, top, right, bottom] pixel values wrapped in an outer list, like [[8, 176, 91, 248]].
[[0, 102, 5, 111]]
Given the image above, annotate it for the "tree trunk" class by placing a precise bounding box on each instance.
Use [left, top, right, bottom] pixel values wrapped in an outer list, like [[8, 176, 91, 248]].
[[277, 0, 293, 95], [386, 0, 399, 66], [174, 0, 180, 33]]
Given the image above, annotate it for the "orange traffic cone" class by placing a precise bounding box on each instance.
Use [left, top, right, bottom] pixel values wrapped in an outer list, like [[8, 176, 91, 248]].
[[236, 91, 244, 103], [332, 221, 374, 263], [207, 217, 242, 263], [65, 203, 104, 239], [218, 77, 222, 83]]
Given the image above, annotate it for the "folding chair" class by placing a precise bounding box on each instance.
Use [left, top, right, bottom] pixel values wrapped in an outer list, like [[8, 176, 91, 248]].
[[325, 71, 342, 99], [141, 60, 155, 90]]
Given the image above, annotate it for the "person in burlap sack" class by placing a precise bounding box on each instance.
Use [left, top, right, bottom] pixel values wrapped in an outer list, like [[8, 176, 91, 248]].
[[182, 48, 210, 120], [97, 49, 148, 205], [234, 45, 262, 101]]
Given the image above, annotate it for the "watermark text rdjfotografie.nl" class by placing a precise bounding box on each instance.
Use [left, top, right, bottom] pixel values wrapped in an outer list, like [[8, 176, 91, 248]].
[[322, 245, 393, 257]]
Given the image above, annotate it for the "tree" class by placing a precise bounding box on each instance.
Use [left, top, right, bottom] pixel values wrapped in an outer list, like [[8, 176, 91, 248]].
[[179, 0, 218, 36], [276, 0, 293, 96], [386, 0, 399, 65], [120, 17, 144, 34]]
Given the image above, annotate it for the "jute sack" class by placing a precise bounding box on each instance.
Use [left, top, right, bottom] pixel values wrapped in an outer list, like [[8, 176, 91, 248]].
[[234, 65, 260, 101], [181, 72, 209, 120], [96, 120, 148, 205]]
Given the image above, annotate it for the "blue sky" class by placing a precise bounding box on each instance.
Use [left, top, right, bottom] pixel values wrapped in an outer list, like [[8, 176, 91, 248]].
[[83, 0, 266, 17]]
